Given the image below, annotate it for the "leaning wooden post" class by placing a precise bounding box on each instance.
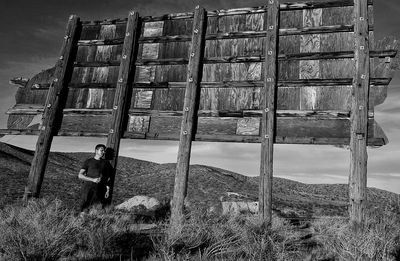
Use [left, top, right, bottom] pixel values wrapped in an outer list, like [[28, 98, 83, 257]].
[[169, 6, 206, 236], [259, 0, 279, 228], [349, 0, 370, 228], [23, 15, 80, 200], [106, 11, 141, 202]]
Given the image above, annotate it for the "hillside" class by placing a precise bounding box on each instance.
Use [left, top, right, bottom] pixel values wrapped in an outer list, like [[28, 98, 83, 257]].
[[1, 142, 399, 217]]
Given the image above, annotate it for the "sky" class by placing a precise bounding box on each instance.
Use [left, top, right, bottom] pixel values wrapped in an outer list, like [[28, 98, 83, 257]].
[[0, 0, 399, 194]]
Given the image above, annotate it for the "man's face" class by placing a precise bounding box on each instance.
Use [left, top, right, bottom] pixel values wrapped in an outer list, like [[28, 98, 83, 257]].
[[95, 147, 105, 158]]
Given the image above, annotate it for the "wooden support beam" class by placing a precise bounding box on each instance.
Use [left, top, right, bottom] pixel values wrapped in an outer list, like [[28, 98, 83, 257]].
[[349, 0, 370, 228], [23, 15, 81, 200], [259, 0, 279, 228], [106, 11, 140, 203], [169, 6, 206, 237]]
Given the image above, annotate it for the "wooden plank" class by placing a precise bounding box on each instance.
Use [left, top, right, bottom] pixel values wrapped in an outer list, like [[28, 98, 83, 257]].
[[4, 115, 385, 144], [106, 11, 141, 202], [170, 6, 206, 236], [349, 0, 369, 228], [0, 127, 386, 147], [139, 25, 369, 44], [143, 115, 379, 138], [24, 15, 81, 200], [60, 114, 112, 132], [259, 0, 279, 228], [128, 115, 150, 133], [82, 18, 128, 26], [28, 77, 392, 90], [139, 1, 373, 22], [78, 39, 124, 46], [279, 0, 373, 11], [134, 50, 397, 65]]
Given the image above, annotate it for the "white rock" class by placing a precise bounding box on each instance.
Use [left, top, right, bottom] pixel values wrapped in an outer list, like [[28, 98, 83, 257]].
[[116, 195, 161, 211], [221, 201, 259, 216]]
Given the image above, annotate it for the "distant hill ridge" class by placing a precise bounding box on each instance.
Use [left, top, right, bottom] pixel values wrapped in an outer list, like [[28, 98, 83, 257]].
[[1, 142, 399, 217]]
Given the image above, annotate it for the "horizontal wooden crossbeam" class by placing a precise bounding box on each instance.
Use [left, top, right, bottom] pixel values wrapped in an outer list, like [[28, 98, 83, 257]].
[[134, 50, 396, 65], [28, 78, 392, 90], [76, 25, 374, 47]]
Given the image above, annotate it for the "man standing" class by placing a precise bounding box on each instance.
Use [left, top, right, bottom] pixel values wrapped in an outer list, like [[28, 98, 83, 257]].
[[78, 144, 113, 212]]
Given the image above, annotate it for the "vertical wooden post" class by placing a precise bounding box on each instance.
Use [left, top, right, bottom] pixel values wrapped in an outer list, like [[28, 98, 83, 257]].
[[23, 15, 80, 200], [169, 6, 206, 236], [259, 0, 279, 227], [106, 11, 140, 202], [349, 0, 370, 228]]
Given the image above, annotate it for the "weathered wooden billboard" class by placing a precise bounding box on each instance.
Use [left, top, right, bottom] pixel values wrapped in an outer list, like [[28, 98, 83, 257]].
[[7, 0, 396, 145], [3, 0, 398, 229]]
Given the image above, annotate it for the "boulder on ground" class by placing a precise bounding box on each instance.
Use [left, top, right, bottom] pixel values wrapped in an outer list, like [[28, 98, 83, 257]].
[[116, 195, 161, 211], [221, 201, 259, 216], [219, 191, 258, 216], [116, 195, 169, 221]]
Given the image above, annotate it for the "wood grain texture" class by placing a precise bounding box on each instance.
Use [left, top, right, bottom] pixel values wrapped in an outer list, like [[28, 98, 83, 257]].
[[349, 0, 369, 227], [133, 90, 153, 109], [299, 9, 321, 81], [170, 7, 206, 235], [143, 21, 164, 37], [60, 114, 112, 132], [236, 117, 260, 135], [259, 0, 279, 228], [106, 11, 141, 202], [7, 114, 42, 130], [25, 15, 81, 199], [128, 115, 150, 133]]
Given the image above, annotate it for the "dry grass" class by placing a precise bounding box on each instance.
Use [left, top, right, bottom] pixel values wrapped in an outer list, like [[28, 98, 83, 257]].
[[1, 198, 399, 261], [0, 199, 81, 261], [148, 209, 306, 261], [312, 210, 400, 261]]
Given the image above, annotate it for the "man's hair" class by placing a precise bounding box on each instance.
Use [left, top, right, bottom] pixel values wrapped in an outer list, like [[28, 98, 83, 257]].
[[95, 144, 106, 150]]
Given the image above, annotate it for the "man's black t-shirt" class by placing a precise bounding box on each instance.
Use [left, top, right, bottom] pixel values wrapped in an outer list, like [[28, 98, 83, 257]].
[[81, 158, 112, 186]]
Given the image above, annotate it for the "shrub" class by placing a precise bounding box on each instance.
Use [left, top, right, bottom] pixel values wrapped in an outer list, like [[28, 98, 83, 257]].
[[149, 211, 306, 261], [0, 199, 155, 261], [0, 199, 80, 261], [313, 210, 400, 261]]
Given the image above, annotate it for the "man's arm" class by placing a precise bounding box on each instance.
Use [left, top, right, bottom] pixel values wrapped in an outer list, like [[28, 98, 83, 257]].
[[104, 162, 114, 198], [78, 169, 100, 183]]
